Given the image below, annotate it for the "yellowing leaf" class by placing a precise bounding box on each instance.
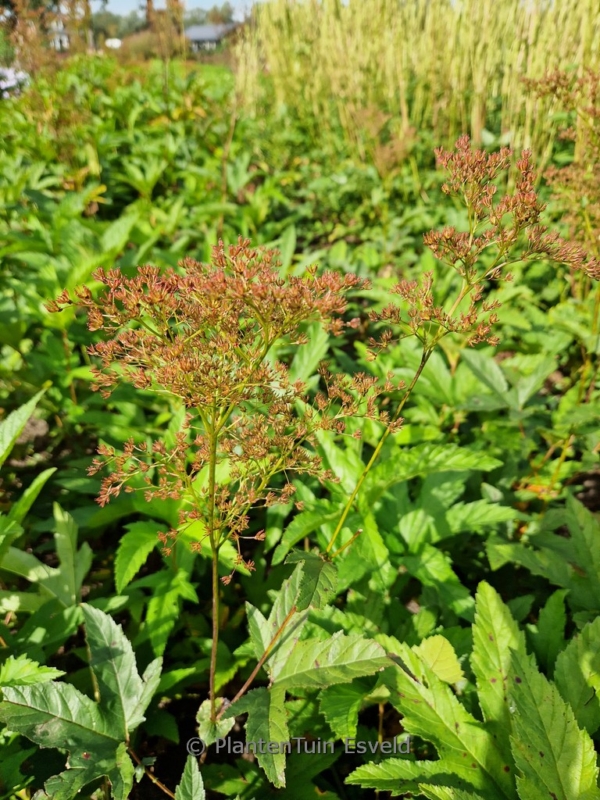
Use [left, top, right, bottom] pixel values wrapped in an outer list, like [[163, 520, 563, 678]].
[[414, 635, 464, 684]]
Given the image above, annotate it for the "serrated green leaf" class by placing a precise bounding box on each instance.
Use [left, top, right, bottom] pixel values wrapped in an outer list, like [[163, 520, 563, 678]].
[[175, 755, 206, 800], [246, 601, 271, 661], [347, 758, 475, 795], [316, 430, 365, 492], [319, 682, 366, 739], [445, 500, 518, 535], [0, 605, 160, 799], [403, 544, 475, 620], [7, 467, 56, 526], [261, 563, 310, 679], [0, 390, 46, 470], [0, 682, 133, 799], [383, 640, 514, 798], [225, 687, 289, 787], [528, 590, 567, 675], [45, 740, 135, 800], [272, 505, 337, 565], [0, 654, 65, 687], [460, 350, 518, 410], [554, 616, 600, 736], [338, 506, 395, 593], [414, 635, 463, 684], [286, 551, 337, 610], [82, 604, 159, 738], [471, 581, 526, 770], [510, 650, 600, 800], [288, 321, 329, 383], [196, 698, 235, 746], [365, 442, 502, 506], [272, 632, 388, 689], [115, 520, 163, 593], [488, 497, 600, 613], [420, 787, 487, 800]]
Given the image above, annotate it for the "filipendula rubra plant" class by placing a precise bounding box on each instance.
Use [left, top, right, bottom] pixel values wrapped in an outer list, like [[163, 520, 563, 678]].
[[47, 239, 392, 723], [326, 135, 600, 556]]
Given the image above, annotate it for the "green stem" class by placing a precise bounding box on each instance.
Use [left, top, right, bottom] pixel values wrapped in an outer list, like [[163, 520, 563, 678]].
[[326, 348, 432, 555], [216, 604, 297, 721], [207, 426, 220, 724], [128, 747, 175, 799]]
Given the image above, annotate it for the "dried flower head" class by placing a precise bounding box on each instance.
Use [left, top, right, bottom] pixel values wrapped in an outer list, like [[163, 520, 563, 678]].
[[49, 239, 389, 571], [368, 136, 599, 354]]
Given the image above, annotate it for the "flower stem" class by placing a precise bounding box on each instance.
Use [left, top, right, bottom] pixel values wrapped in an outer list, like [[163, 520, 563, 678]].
[[207, 427, 220, 724], [128, 748, 175, 799], [216, 604, 297, 721], [326, 348, 432, 556]]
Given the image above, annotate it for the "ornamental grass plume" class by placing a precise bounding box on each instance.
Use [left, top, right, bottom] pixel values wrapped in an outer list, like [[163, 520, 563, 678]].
[[527, 69, 600, 268], [48, 238, 392, 720]]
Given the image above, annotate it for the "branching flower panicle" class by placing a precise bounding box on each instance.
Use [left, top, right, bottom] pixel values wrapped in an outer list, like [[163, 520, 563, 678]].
[[368, 135, 599, 355], [48, 239, 387, 568], [50, 238, 390, 721]]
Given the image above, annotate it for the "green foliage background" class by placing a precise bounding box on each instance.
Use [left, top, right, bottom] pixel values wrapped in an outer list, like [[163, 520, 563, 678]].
[[0, 48, 598, 800]]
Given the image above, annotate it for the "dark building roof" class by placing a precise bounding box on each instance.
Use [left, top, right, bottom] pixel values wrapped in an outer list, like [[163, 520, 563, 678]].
[[184, 24, 237, 42]]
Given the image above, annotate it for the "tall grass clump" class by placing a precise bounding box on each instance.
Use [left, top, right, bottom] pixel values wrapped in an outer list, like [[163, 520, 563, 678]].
[[235, 0, 600, 169]]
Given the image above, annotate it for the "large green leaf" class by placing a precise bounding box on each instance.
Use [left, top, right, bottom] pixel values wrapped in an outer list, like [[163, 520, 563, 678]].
[[0, 390, 46, 470], [470, 582, 526, 769], [288, 321, 329, 383], [0, 680, 133, 800], [527, 590, 568, 675], [272, 503, 338, 565], [554, 616, 600, 736], [225, 687, 289, 787], [175, 756, 206, 800], [374, 640, 515, 799], [347, 758, 481, 795], [7, 467, 56, 526], [251, 563, 310, 679], [0, 504, 92, 610], [286, 551, 337, 610], [487, 497, 600, 613], [510, 650, 600, 800], [114, 519, 164, 593], [319, 681, 369, 739], [365, 443, 502, 505], [0, 654, 64, 688], [460, 349, 518, 410], [272, 632, 388, 689], [82, 604, 161, 739], [0, 605, 162, 799]]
